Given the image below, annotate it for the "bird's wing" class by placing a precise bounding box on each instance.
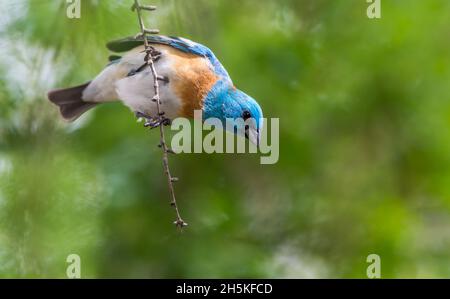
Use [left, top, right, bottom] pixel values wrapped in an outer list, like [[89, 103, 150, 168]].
[[106, 35, 231, 80]]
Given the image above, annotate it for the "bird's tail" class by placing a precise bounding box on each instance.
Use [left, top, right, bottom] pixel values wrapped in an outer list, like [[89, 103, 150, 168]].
[[47, 82, 98, 121]]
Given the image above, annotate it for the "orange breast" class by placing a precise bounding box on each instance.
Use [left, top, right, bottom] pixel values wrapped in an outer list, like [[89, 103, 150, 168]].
[[164, 46, 219, 118]]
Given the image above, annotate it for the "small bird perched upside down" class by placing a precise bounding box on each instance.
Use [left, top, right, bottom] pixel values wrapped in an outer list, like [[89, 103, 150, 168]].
[[47, 35, 263, 146]]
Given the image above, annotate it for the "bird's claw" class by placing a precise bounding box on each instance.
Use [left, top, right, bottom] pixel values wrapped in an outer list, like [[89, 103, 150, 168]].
[[145, 117, 170, 129], [135, 111, 171, 128]]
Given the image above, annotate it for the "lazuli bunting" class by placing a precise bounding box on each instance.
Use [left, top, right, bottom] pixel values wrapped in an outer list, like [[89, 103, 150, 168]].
[[47, 35, 263, 145]]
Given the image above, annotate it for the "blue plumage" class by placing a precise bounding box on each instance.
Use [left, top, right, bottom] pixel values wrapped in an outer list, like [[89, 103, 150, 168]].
[[144, 36, 263, 140], [145, 35, 231, 80], [50, 35, 264, 145]]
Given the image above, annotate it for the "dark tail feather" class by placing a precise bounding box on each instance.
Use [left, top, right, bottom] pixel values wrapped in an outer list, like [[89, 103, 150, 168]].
[[47, 82, 97, 121]]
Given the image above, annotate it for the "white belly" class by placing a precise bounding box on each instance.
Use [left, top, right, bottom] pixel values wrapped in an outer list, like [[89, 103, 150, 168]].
[[115, 56, 182, 119], [115, 72, 181, 119]]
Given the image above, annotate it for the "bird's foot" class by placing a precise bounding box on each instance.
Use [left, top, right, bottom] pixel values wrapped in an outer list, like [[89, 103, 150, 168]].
[[135, 111, 171, 129], [154, 115, 171, 128]]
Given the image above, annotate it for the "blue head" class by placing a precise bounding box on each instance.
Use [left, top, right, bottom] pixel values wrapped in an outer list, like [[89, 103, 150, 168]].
[[203, 80, 263, 146]]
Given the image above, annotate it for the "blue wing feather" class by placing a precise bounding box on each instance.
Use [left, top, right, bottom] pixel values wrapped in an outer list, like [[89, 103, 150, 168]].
[[146, 36, 230, 80], [107, 35, 231, 81]]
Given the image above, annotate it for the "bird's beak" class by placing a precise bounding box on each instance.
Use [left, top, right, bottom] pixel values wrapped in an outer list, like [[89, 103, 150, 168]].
[[245, 127, 260, 147]]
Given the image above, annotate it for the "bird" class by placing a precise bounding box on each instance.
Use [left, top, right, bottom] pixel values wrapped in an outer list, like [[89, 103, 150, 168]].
[[47, 35, 263, 146]]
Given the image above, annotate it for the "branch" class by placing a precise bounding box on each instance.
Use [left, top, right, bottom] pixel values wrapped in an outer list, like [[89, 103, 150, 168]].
[[132, 0, 187, 229]]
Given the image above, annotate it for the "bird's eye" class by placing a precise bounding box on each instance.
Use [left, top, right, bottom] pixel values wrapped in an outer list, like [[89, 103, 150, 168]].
[[242, 110, 251, 120]]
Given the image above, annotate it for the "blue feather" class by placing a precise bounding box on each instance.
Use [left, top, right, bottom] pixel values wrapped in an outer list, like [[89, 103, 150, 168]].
[[203, 79, 263, 130], [145, 36, 231, 80]]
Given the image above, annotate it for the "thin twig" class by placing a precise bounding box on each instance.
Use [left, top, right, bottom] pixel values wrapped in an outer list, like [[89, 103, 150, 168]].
[[132, 0, 187, 228]]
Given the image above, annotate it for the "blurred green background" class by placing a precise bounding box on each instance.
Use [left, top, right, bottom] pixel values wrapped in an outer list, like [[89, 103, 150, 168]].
[[0, 0, 449, 278]]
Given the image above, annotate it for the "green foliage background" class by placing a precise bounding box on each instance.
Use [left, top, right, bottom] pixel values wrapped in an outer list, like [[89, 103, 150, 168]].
[[0, 0, 449, 278]]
